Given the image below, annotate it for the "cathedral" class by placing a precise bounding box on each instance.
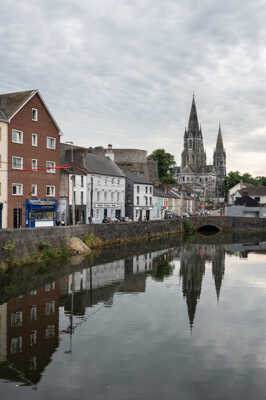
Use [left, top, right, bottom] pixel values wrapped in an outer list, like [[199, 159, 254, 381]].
[[175, 96, 226, 203]]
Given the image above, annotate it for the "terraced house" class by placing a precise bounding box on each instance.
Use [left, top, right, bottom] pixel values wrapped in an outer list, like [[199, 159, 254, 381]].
[[0, 90, 61, 228]]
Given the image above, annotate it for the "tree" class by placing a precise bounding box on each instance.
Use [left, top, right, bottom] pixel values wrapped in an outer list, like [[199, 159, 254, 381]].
[[224, 171, 266, 196], [148, 149, 176, 184]]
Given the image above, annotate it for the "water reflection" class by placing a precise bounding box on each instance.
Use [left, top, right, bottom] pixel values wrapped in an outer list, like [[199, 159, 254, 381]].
[[1, 240, 266, 395]]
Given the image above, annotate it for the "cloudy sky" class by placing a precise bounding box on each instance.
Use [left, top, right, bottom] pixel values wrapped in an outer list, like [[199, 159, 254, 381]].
[[1, 0, 266, 175]]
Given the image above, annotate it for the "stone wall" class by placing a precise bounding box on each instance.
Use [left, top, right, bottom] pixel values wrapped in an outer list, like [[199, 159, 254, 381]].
[[190, 216, 266, 231], [0, 220, 183, 259]]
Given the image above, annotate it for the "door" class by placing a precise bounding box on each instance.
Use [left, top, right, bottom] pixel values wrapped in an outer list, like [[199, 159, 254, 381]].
[[13, 208, 22, 228]]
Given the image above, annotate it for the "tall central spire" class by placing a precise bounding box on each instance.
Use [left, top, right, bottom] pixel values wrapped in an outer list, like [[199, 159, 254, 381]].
[[215, 122, 225, 151], [188, 94, 200, 135]]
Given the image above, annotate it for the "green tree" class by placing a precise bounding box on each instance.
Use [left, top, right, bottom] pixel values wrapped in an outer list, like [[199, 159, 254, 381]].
[[148, 149, 176, 184]]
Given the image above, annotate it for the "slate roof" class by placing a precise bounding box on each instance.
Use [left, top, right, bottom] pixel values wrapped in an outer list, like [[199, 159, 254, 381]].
[[124, 171, 152, 184], [240, 186, 266, 197], [85, 154, 125, 177], [0, 90, 36, 120], [61, 146, 125, 177]]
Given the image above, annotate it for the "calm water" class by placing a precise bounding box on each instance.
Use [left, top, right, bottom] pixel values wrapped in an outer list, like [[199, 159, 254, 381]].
[[1, 240, 266, 399]]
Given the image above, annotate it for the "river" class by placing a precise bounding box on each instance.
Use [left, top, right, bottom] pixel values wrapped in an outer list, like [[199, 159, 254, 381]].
[[1, 238, 266, 399]]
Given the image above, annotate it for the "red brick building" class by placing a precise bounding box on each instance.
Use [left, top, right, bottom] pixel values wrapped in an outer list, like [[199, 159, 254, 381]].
[[0, 90, 61, 228]]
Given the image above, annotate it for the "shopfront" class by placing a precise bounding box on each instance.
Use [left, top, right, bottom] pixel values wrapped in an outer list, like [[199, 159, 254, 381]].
[[25, 199, 58, 228]]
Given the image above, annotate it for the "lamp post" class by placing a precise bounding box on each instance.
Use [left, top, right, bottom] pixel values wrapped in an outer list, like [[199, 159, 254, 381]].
[[65, 141, 75, 225]]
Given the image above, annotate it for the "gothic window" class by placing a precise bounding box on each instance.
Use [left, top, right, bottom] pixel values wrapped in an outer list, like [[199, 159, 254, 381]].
[[188, 140, 192, 149]]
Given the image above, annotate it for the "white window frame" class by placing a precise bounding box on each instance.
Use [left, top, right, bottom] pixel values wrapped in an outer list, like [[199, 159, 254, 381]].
[[46, 136, 56, 150], [32, 108, 38, 121], [46, 161, 56, 173], [12, 129, 23, 144], [32, 133, 38, 147], [32, 159, 38, 170], [12, 183, 23, 196], [12, 156, 23, 170], [46, 185, 55, 197], [32, 184, 37, 196]]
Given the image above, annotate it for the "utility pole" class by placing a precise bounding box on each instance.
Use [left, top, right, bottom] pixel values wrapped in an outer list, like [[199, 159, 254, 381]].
[[90, 176, 93, 222], [72, 175, 75, 225]]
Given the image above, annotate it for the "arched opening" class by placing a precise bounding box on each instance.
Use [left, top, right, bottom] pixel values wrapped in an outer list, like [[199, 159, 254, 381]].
[[197, 225, 220, 235]]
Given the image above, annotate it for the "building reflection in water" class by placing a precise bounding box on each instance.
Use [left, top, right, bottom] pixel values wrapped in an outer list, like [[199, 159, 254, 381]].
[[179, 244, 225, 331], [0, 281, 60, 386], [0, 247, 176, 386]]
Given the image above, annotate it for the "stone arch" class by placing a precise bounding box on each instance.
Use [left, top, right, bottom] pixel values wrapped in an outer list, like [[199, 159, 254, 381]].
[[197, 224, 221, 235]]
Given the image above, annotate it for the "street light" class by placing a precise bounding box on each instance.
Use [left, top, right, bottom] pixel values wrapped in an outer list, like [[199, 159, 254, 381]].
[[65, 141, 75, 225]]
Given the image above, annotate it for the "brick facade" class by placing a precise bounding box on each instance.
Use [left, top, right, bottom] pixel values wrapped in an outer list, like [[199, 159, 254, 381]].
[[7, 93, 61, 228]]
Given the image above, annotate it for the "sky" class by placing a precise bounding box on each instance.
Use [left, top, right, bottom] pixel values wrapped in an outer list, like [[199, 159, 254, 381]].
[[1, 0, 266, 176]]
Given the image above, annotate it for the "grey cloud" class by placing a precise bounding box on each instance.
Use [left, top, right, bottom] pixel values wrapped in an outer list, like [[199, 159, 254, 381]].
[[1, 0, 266, 173]]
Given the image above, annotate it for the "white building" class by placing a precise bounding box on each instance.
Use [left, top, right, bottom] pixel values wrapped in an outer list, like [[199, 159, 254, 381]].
[[125, 172, 154, 221], [62, 147, 126, 224]]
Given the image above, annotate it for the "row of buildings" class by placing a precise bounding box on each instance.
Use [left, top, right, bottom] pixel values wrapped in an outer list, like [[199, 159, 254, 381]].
[[0, 89, 226, 228]]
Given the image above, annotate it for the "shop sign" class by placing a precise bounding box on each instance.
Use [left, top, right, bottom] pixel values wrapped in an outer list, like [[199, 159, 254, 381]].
[[95, 203, 118, 208]]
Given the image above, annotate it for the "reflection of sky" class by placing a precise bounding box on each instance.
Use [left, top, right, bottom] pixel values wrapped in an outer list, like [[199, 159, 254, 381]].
[[2, 247, 266, 399]]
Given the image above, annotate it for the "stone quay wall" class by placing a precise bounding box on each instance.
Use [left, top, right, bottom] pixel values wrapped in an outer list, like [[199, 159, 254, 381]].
[[0, 220, 183, 258]]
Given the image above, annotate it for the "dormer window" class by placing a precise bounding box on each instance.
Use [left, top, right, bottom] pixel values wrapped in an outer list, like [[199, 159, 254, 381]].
[[32, 108, 38, 121]]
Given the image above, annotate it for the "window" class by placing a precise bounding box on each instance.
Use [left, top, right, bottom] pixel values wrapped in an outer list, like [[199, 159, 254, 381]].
[[111, 178, 114, 184], [30, 330, 37, 346], [137, 196, 139, 205], [46, 185, 55, 197], [12, 156, 23, 169], [45, 282, 55, 291], [45, 325, 55, 338], [81, 191, 84, 205], [81, 176, 84, 187], [117, 192, 120, 202], [145, 196, 148, 206], [104, 191, 107, 201], [32, 159, 38, 170], [32, 133, 38, 146], [30, 306, 37, 321], [45, 301, 55, 315], [97, 191, 100, 201], [47, 137, 56, 150], [30, 289, 37, 295], [10, 337, 22, 354], [12, 129, 23, 144], [150, 197, 152, 206], [111, 192, 114, 201], [46, 161, 56, 173], [12, 183, 23, 195], [11, 311, 23, 327], [137, 186, 140, 193], [117, 179, 120, 184], [145, 186, 148, 194], [32, 184, 37, 196], [32, 108, 38, 121], [150, 186, 152, 194]]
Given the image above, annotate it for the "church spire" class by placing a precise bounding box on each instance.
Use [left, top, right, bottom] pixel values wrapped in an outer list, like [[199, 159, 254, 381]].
[[188, 94, 200, 136], [215, 122, 224, 152]]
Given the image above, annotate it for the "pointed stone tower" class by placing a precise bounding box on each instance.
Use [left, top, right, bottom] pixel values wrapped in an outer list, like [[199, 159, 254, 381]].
[[181, 95, 206, 171], [213, 123, 226, 198]]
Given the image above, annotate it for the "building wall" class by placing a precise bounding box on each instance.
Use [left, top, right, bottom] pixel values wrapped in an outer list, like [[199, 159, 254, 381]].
[[0, 303, 7, 361], [0, 122, 8, 228], [7, 93, 61, 228], [133, 183, 153, 221]]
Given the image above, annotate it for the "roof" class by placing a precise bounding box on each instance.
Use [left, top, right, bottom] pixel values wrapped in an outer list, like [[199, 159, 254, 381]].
[[124, 171, 153, 184], [85, 154, 125, 177], [0, 90, 35, 120], [0, 89, 61, 132], [240, 186, 266, 197]]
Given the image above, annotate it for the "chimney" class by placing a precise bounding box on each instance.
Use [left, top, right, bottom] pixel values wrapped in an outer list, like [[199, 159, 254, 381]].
[[105, 144, 114, 161]]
